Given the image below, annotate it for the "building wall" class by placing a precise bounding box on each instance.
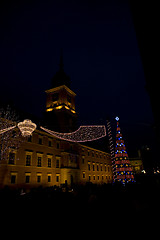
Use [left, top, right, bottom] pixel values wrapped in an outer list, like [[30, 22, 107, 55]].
[[129, 158, 143, 174], [0, 129, 112, 189], [79, 145, 112, 184]]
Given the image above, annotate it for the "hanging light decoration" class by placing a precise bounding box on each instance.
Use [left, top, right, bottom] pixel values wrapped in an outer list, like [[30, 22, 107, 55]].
[[18, 119, 37, 137], [40, 125, 106, 142]]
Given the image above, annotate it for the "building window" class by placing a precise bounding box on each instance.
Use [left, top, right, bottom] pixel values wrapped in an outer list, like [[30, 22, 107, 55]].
[[48, 140, 52, 147], [38, 137, 43, 145], [48, 174, 52, 183], [97, 164, 99, 171], [93, 175, 96, 180], [97, 175, 99, 181], [25, 173, 31, 183], [82, 172, 85, 179], [8, 152, 16, 165], [11, 175, 16, 184], [89, 175, 91, 181], [100, 164, 103, 171], [37, 174, 42, 183], [37, 156, 42, 167], [93, 163, 95, 171], [67, 95, 71, 103], [56, 157, 60, 168], [82, 156, 85, 164], [48, 158, 52, 168], [52, 93, 59, 102], [56, 174, 60, 182], [11, 173, 17, 184], [26, 154, 31, 166], [88, 162, 91, 171]]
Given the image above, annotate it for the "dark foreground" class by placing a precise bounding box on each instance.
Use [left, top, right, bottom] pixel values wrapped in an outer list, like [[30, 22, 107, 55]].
[[1, 174, 160, 228]]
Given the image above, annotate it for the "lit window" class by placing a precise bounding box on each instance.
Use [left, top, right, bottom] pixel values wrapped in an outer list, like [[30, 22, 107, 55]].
[[48, 158, 52, 168], [37, 156, 42, 167], [47, 174, 52, 183], [56, 174, 60, 182], [26, 155, 31, 166]]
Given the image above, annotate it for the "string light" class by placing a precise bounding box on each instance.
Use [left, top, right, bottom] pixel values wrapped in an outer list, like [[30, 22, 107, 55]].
[[0, 125, 16, 134], [106, 119, 116, 182], [40, 125, 106, 142]]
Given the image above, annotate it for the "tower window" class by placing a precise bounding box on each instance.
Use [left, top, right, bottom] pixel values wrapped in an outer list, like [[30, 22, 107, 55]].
[[67, 95, 71, 103], [52, 93, 59, 102]]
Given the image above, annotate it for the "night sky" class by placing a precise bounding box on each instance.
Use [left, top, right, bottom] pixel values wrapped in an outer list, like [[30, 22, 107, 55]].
[[0, 0, 155, 156]]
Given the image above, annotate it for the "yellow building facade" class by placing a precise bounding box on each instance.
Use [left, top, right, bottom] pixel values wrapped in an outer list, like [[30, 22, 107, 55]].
[[0, 129, 113, 188]]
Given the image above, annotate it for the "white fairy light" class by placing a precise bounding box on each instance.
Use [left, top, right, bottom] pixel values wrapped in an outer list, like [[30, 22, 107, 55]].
[[18, 119, 37, 137], [0, 125, 16, 134], [40, 125, 106, 142]]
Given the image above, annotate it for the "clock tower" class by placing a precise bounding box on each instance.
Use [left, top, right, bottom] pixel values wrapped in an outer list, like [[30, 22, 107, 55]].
[[44, 55, 77, 133]]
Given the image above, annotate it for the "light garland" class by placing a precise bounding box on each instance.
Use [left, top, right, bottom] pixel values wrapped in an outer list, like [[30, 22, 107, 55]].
[[0, 125, 16, 134], [106, 119, 116, 182], [18, 119, 37, 137], [40, 125, 106, 142]]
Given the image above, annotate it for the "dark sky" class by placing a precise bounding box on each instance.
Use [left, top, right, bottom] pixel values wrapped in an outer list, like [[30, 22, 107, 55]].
[[0, 0, 155, 155]]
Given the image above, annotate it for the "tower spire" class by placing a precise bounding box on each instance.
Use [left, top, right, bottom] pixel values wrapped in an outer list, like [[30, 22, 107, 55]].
[[59, 49, 64, 70], [51, 50, 71, 88]]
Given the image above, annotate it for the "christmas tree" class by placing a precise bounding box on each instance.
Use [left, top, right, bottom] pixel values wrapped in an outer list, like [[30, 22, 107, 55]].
[[114, 116, 134, 184]]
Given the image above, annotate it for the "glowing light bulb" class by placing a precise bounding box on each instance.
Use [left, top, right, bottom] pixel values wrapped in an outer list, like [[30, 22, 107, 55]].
[[115, 116, 119, 121]]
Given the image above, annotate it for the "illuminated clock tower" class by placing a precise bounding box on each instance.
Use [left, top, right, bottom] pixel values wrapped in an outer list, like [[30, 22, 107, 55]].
[[45, 55, 77, 133]]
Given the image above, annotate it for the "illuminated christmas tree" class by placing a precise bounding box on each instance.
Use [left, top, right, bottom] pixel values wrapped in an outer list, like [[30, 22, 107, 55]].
[[114, 116, 134, 184]]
